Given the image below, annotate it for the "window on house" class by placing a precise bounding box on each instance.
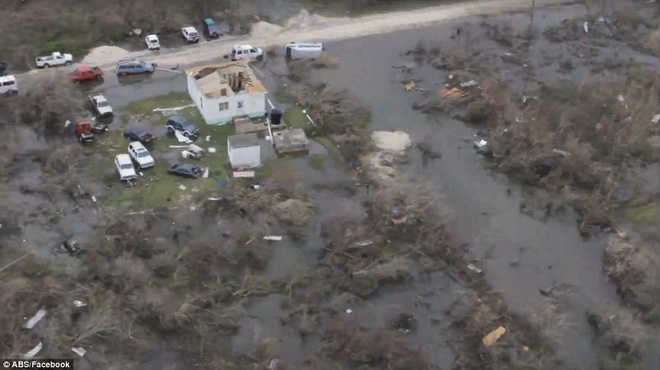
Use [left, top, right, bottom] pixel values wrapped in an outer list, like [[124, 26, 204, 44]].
[[237, 100, 243, 109], [220, 88, 227, 96], [219, 102, 229, 111]]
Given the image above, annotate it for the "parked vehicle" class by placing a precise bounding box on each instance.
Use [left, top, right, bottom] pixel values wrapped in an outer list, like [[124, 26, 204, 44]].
[[284, 42, 324, 60], [183, 144, 205, 159], [68, 66, 103, 82], [35, 52, 73, 68], [0, 75, 18, 95], [127, 141, 155, 169], [145, 34, 160, 50], [88, 94, 113, 117], [115, 154, 138, 181], [230, 44, 263, 61], [74, 121, 94, 143], [168, 163, 203, 178], [202, 18, 221, 38], [116, 60, 156, 75], [182, 27, 200, 43], [123, 127, 155, 144], [166, 115, 199, 138]]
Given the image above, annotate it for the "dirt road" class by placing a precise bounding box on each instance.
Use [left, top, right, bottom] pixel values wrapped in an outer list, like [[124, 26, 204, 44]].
[[21, 0, 571, 77]]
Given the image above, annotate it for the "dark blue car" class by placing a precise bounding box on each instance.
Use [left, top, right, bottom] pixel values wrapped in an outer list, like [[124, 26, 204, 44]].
[[123, 127, 155, 144], [168, 163, 203, 178], [203, 18, 221, 38], [166, 115, 199, 138]]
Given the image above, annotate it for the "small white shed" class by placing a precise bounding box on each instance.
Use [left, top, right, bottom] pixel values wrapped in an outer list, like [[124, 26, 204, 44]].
[[227, 133, 261, 169]]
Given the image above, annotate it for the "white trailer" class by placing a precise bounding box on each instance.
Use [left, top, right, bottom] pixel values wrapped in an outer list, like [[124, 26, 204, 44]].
[[284, 42, 323, 60]]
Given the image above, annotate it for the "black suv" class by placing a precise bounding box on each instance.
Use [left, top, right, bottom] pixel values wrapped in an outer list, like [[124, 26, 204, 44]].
[[166, 115, 199, 138]]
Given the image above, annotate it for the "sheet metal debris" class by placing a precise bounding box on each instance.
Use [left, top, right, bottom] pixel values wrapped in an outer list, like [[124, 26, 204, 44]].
[[152, 104, 195, 112], [72, 347, 87, 357], [24, 308, 47, 329], [482, 326, 506, 347], [583, 21, 589, 33], [233, 171, 255, 178], [652, 114, 660, 124], [263, 236, 283, 241], [460, 80, 478, 88], [202, 168, 209, 178], [73, 300, 87, 308], [208, 147, 217, 153], [174, 130, 193, 144], [24, 342, 43, 359], [467, 264, 482, 274], [178, 185, 187, 191]]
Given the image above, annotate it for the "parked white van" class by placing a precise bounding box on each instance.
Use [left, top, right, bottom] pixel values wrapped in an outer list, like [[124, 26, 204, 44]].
[[0, 75, 17, 95], [230, 44, 263, 61], [115, 154, 137, 181], [284, 42, 323, 60]]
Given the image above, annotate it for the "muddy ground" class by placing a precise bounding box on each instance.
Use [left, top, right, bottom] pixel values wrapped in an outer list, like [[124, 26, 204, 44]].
[[2, 1, 660, 369]]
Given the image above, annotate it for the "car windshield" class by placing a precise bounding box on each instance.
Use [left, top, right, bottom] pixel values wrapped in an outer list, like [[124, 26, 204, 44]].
[[149, 39, 158, 43], [137, 151, 150, 158], [120, 163, 133, 170], [97, 101, 109, 107], [190, 32, 199, 37]]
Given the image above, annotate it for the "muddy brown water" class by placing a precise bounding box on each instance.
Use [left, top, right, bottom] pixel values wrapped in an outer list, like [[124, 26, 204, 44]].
[[4, 2, 660, 368]]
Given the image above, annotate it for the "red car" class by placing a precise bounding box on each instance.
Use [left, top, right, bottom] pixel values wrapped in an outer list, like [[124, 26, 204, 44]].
[[68, 66, 103, 82]]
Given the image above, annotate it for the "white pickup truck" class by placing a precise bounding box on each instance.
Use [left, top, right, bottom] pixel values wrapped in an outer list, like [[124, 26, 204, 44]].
[[35, 52, 73, 68]]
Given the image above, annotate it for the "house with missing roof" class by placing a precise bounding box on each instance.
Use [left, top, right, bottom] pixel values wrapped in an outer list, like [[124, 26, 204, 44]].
[[186, 61, 267, 125]]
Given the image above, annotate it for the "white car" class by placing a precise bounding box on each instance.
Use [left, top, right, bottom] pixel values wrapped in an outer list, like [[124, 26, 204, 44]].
[[0, 75, 18, 96], [115, 154, 137, 181], [182, 27, 200, 43], [127, 141, 155, 169], [145, 34, 160, 50], [230, 44, 263, 61], [88, 94, 113, 117]]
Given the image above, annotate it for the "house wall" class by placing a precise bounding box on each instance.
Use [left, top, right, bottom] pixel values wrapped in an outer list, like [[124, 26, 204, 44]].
[[202, 92, 267, 125], [228, 144, 261, 169]]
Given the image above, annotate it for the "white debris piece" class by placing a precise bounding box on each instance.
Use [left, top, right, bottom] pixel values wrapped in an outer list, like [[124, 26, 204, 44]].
[[174, 130, 193, 144], [346, 309, 353, 314], [64, 120, 72, 128], [583, 21, 589, 33], [208, 147, 217, 153], [233, 171, 255, 178], [205, 135, 211, 141], [202, 168, 209, 178], [91, 195, 97, 203], [598, 16, 605, 22], [467, 264, 482, 274], [72, 347, 87, 357], [169, 145, 189, 148], [73, 300, 87, 308], [651, 114, 660, 124], [24, 308, 47, 329], [460, 80, 478, 88], [178, 185, 187, 191], [181, 150, 192, 159], [552, 148, 572, 157], [473, 139, 488, 150], [263, 236, 283, 241], [152, 104, 195, 112], [24, 342, 43, 359]]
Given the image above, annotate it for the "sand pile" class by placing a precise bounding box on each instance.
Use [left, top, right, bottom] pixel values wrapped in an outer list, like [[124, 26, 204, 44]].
[[81, 46, 130, 65]]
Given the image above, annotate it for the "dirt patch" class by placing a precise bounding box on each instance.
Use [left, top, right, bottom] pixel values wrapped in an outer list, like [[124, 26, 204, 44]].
[[371, 131, 412, 152]]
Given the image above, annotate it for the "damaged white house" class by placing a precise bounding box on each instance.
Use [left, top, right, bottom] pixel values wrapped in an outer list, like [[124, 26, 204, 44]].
[[186, 61, 267, 125]]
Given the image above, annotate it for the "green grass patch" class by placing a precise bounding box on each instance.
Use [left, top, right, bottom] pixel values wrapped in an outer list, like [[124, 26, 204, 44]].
[[274, 90, 289, 104], [315, 137, 344, 167], [308, 154, 326, 171], [283, 106, 312, 131], [622, 202, 658, 227]]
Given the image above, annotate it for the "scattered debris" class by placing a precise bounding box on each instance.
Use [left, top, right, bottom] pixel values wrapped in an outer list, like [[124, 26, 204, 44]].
[[178, 185, 187, 191], [371, 131, 412, 152], [153, 104, 195, 112], [72, 347, 87, 357], [206, 135, 210, 141], [263, 235, 283, 241], [552, 148, 571, 157], [267, 359, 280, 370], [460, 80, 478, 88], [473, 139, 489, 152], [652, 114, 660, 124], [91, 195, 97, 203], [73, 300, 87, 308], [482, 326, 507, 346], [346, 309, 353, 314], [208, 147, 217, 153], [24, 342, 43, 359], [24, 308, 47, 329], [522, 346, 530, 352], [404, 81, 416, 91], [61, 239, 83, 255], [174, 130, 193, 144], [233, 171, 255, 178], [169, 145, 189, 149], [354, 240, 374, 247], [441, 87, 468, 99], [202, 168, 209, 178], [583, 22, 589, 33], [467, 263, 482, 274]]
